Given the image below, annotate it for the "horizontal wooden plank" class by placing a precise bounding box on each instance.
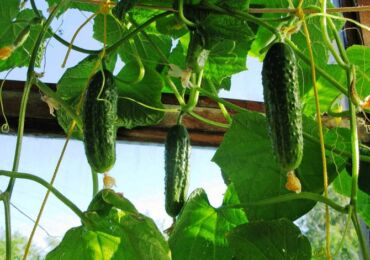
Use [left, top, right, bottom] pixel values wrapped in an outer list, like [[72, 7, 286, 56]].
[[0, 80, 264, 146]]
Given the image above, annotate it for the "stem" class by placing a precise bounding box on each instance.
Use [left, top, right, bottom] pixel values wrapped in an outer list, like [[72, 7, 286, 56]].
[[208, 80, 232, 123], [92, 169, 98, 197], [4, 2, 71, 259], [0, 170, 87, 222], [165, 77, 186, 106], [334, 205, 353, 257], [118, 96, 179, 113], [61, 12, 97, 68], [35, 79, 83, 130], [220, 192, 347, 213], [105, 11, 171, 55], [52, 32, 100, 55], [188, 111, 229, 129], [351, 211, 370, 259], [3, 198, 11, 260], [195, 87, 247, 113], [319, 0, 347, 69], [23, 121, 76, 259], [183, 70, 203, 112], [177, 0, 195, 27], [297, 3, 331, 257]]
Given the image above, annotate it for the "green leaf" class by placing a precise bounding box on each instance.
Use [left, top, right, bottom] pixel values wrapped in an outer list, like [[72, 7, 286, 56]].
[[156, 14, 188, 39], [46, 0, 100, 14], [227, 219, 311, 260], [93, 13, 125, 45], [116, 64, 165, 129], [204, 39, 252, 91], [302, 65, 346, 116], [46, 190, 170, 260], [169, 188, 247, 260], [0, 0, 19, 29], [212, 111, 344, 221], [56, 55, 117, 137], [0, 9, 44, 71], [334, 171, 370, 226], [118, 33, 172, 69], [347, 45, 370, 99]]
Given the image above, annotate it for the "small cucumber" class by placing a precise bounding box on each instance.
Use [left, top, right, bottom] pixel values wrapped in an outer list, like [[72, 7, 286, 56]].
[[165, 124, 190, 218]]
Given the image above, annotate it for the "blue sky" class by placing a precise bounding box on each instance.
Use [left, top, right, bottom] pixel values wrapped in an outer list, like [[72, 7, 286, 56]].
[[0, 0, 263, 254]]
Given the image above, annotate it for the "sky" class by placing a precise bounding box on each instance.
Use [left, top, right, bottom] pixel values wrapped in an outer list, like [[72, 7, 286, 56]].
[[0, 0, 264, 255]]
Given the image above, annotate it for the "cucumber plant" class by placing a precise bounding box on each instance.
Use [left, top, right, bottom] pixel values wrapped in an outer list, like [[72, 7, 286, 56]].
[[0, 0, 370, 259]]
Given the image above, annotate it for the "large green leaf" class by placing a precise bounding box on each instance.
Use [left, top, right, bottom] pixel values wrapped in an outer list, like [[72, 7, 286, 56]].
[[212, 110, 344, 221], [0, 9, 45, 71], [204, 39, 252, 91], [0, 0, 19, 29], [334, 171, 370, 227], [169, 187, 247, 260], [116, 64, 165, 129], [46, 190, 170, 259], [347, 45, 370, 99], [227, 219, 311, 260]]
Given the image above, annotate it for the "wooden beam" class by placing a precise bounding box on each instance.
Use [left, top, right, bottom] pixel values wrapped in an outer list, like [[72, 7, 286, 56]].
[[358, 0, 370, 46], [0, 80, 264, 147]]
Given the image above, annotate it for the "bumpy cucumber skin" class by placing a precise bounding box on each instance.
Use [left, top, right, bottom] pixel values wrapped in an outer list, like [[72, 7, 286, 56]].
[[165, 124, 190, 218], [83, 69, 117, 173], [262, 42, 303, 172]]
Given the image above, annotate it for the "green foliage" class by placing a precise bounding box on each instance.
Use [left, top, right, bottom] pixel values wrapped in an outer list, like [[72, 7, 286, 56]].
[[228, 218, 312, 259], [47, 190, 170, 260], [169, 187, 247, 260]]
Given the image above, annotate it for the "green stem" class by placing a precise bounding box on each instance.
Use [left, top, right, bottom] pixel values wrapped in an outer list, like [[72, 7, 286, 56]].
[[92, 169, 98, 198], [177, 0, 195, 27], [319, 0, 347, 69], [188, 111, 229, 129], [220, 192, 347, 213], [351, 210, 370, 259], [52, 32, 100, 55], [0, 170, 87, 222], [35, 79, 83, 130], [208, 80, 232, 123], [165, 77, 186, 106], [118, 96, 179, 113], [105, 11, 171, 55], [3, 197, 11, 260], [183, 70, 203, 112], [195, 87, 247, 113], [4, 2, 71, 258]]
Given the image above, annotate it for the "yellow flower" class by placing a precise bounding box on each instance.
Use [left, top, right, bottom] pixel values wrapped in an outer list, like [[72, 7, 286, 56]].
[[0, 46, 14, 60], [285, 171, 302, 193]]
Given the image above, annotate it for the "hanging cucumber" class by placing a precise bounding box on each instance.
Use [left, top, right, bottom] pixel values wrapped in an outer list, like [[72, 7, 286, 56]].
[[186, 31, 210, 73], [83, 69, 118, 173], [262, 42, 303, 174], [165, 124, 190, 218]]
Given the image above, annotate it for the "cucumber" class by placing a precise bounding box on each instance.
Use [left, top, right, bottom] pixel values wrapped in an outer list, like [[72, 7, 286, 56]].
[[262, 42, 303, 172], [165, 124, 190, 218], [83, 69, 117, 173]]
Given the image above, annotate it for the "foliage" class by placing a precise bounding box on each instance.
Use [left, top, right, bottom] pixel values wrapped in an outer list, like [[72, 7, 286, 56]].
[[0, 0, 370, 259]]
